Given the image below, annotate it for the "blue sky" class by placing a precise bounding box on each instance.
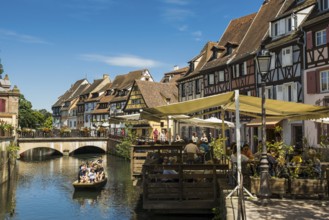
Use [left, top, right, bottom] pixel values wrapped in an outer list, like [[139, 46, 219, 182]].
[[0, 0, 263, 111]]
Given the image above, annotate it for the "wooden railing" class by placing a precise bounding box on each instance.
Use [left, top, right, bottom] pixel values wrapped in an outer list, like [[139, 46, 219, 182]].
[[142, 164, 229, 211], [130, 144, 184, 180]]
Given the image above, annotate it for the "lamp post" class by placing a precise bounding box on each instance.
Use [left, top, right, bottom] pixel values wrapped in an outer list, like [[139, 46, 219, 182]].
[[255, 49, 271, 199]]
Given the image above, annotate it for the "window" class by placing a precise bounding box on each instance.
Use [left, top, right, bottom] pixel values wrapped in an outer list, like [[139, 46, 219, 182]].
[[235, 65, 240, 78], [116, 103, 121, 109], [195, 79, 201, 94], [208, 73, 215, 85], [239, 63, 245, 76], [227, 47, 233, 55], [218, 71, 225, 82], [321, 70, 329, 92], [316, 30, 327, 46], [281, 82, 297, 102], [282, 47, 293, 67], [273, 22, 279, 36], [181, 83, 186, 97], [321, 0, 329, 10], [286, 17, 292, 32], [259, 86, 273, 99], [132, 99, 141, 105], [188, 81, 193, 95]]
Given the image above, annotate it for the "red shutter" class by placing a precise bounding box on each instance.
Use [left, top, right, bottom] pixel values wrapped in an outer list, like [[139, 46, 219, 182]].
[[0, 99, 5, 112], [307, 71, 316, 94], [316, 70, 320, 93], [326, 26, 329, 44], [306, 31, 313, 50]]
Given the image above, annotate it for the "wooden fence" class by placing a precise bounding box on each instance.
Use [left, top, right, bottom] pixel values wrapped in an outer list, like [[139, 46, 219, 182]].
[[142, 164, 229, 212], [130, 144, 184, 180]]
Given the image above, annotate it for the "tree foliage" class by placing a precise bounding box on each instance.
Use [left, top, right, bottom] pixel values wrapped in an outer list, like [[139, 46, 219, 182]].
[[18, 94, 52, 129]]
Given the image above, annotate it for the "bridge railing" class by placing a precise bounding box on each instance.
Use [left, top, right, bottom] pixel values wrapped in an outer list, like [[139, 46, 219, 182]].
[[17, 129, 111, 138]]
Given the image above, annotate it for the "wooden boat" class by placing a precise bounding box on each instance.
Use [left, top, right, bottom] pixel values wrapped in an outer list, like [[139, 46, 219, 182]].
[[73, 177, 107, 190]]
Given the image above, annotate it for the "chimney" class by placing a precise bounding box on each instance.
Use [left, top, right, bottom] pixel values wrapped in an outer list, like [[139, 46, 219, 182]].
[[173, 65, 179, 71], [103, 74, 109, 79]]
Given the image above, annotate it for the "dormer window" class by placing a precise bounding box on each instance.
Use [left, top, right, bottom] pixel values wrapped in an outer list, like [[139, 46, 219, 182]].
[[189, 62, 195, 72], [107, 90, 112, 96], [227, 47, 233, 55], [271, 16, 295, 38]]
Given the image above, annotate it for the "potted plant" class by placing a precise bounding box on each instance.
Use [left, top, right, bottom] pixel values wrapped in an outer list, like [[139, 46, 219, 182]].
[[60, 126, 71, 137], [209, 136, 227, 163], [250, 138, 292, 197], [289, 149, 326, 198]]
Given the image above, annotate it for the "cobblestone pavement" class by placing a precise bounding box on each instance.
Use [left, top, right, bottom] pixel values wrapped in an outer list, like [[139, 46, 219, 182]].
[[226, 197, 329, 220]]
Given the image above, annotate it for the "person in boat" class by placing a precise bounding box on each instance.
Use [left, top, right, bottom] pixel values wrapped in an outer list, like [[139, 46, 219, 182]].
[[78, 163, 86, 183], [95, 164, 105, 182], [96, 157, 103, 164], [88, 168, 96, 183], [79, 165, 89, 183]]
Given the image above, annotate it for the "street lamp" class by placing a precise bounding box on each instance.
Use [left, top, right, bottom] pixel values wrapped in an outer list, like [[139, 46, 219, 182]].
[[255, 49, 271, 199]]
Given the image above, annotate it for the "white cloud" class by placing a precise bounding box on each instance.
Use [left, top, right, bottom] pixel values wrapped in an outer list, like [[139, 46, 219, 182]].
[[163, 0, 189, 5], [178, 25, 188, 31], [192, 30, 202, 41], [0, 29, 50, 44], [80, 54, 163, 68], [162, 8, 193, 22]]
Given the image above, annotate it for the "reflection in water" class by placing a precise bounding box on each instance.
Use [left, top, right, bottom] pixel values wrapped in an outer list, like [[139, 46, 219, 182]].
[[0, 166, 17, 220], [0, 154, 213, 220]]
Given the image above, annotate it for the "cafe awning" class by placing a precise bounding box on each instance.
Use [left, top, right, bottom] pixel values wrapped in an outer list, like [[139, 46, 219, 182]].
[[246, 118, 282, 127], [141, 91, 329, 121], [179, 117, 235, 128]]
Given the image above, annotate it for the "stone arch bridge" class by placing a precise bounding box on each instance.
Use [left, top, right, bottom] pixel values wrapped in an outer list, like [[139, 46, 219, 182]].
[[17, 137, 109, 155]]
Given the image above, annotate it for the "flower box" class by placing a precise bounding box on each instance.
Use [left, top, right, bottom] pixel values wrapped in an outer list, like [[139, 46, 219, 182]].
[[250, 176, 287, 197], [290, 178, 327, 197]]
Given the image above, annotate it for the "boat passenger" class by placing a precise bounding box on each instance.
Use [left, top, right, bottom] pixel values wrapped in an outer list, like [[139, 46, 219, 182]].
[[88, 169, 96, 183]]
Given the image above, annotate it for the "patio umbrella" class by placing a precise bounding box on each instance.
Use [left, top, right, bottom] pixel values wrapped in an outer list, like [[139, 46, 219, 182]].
[[101, 122, 110, 127], [204, 117, 235, 128]]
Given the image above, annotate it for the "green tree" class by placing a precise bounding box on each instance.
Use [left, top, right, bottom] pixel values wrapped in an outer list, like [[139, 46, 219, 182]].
[[18, 94, 52, 129], [18, 94, 35, 128], [43, 116, 53, 129]]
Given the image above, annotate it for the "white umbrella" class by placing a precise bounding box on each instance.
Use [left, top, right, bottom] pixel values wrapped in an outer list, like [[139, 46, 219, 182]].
[[312, 117, 329, 124], [204, 117, 235, 128], [101, 122, 110, 127]]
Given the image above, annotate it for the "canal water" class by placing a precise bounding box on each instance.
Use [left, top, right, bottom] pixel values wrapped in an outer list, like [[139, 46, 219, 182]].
[[0, 154, 214, 220]]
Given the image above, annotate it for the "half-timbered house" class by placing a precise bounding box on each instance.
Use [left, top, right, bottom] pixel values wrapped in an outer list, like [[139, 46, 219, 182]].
[[303, 0, 329, 146], [124, 80, 178, 140], [52, 78, 89, 129], [262, 0, 316, 145]]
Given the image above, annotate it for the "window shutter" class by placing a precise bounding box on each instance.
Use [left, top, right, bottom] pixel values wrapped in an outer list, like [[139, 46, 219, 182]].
[[307, 71, 316, 94], [279, 19, 285, 35], [306, 31, 313, 50], [283, 85, 288, 101], [287, 46, 293, 66], [0, 99, 5, 112], [276, 85, 284, 100], [292, 82, 298, 102], [316, 70, 320, 93], [259, 87, 262, 98], [270, 53, 275, 69]]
